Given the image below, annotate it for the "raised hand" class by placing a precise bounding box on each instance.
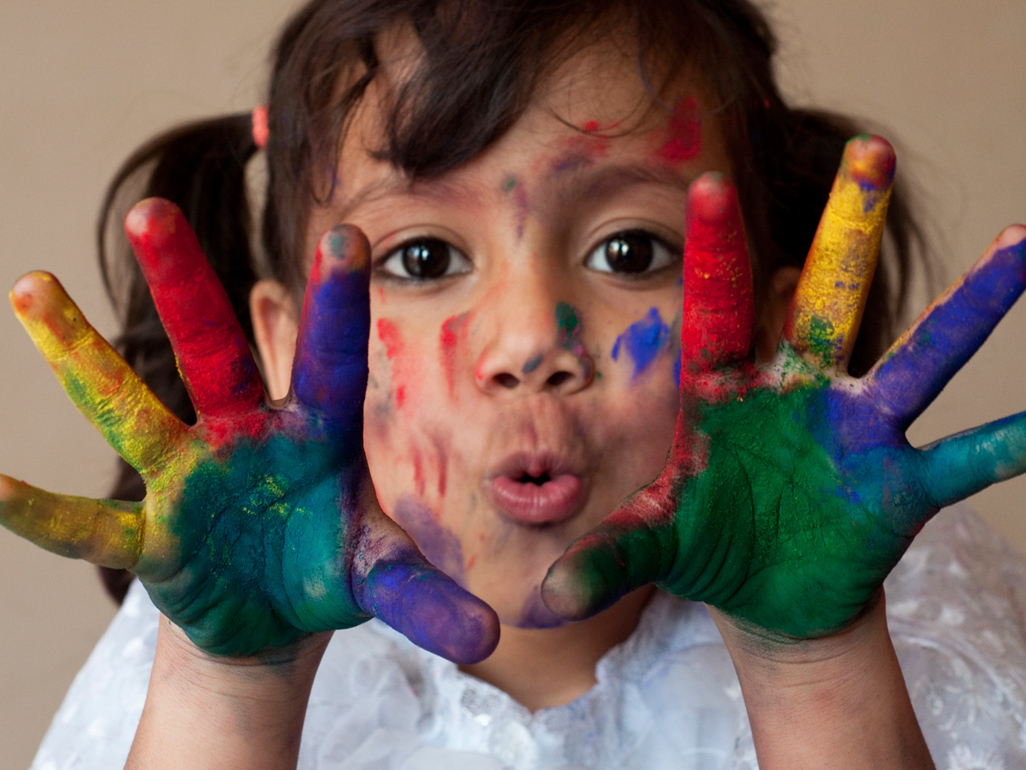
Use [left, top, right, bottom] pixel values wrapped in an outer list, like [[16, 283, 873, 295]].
[[0, 199, 498, 662], [543, 136, 1026, 639]]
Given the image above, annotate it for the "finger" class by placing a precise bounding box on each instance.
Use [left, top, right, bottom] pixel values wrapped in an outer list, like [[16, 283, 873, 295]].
[[348, 505, 500, 665], [10, 272, 186, 474], [868, 226, 1026, 425], [124, 198, 264, 418], [680, 174, 754, 376], [542, 483, 677, 620], [784, 135, 895, 370], [291, 226, 370, 437], [0, 475, 142, 568], [919, 410, 1026, 509]]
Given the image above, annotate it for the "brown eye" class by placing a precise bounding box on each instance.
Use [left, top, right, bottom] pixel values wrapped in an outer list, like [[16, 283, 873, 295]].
[[379, 237, 471, 281], [586, 230, 675, 275]]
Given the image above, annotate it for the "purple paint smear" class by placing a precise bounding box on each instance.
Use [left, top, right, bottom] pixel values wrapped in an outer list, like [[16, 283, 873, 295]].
[[391, 497, 465, 583], [516, 585, 568, 629]]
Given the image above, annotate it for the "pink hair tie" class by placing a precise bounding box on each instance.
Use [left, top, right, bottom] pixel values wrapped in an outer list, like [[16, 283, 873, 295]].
[[252, 105, 269, 150]]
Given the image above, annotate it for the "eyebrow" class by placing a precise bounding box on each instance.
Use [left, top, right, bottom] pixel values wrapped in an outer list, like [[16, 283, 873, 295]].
[[334, 174, 478, 220], [551, 162, 698, 204], [335, 160, 699, 220]]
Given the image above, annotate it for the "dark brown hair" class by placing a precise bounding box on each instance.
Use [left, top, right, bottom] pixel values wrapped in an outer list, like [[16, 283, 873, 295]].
[[97, 0, 925, 603]]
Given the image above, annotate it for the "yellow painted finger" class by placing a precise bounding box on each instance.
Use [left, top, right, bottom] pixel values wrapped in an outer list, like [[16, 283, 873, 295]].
[[784, 135, 895, 370], [0, 474, 142, 568], [10, 272, 186, 475]]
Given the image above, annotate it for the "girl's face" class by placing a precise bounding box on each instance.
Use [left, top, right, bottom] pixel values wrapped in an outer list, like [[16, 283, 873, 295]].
[[264, 42, 735, 627]]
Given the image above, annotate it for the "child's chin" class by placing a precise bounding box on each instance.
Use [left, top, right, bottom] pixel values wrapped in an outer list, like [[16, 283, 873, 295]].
[[502, 584, 571, 629]]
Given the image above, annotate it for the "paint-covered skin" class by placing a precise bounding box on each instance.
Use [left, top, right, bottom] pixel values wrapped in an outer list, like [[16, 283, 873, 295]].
[[327, 52, 717, 630], [0, 199, 498, 662], [543, 136, 1026, 639]]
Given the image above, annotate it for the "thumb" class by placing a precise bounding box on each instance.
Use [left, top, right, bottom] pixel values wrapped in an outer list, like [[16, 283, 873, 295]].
[[350, 504, 500, 665], [541, 479, 678, 620]]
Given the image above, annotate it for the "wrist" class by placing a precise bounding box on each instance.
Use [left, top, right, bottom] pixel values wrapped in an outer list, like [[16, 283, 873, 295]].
[[127, 616, 330, 769], [156, 614, 330, 696], [710, 591, 935, 769]]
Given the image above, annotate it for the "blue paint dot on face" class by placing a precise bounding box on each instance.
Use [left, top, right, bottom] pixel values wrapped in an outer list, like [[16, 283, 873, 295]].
[[522, 354, 543, 375], [613, 308, 671, 380]]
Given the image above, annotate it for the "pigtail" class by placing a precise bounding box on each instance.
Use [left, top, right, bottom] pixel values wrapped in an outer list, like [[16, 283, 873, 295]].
[[97, 114, 260, 603]]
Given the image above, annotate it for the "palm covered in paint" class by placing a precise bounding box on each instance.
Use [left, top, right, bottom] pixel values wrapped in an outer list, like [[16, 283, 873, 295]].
[[1, 200, 496, 661], [545, 136, 1026, 638]]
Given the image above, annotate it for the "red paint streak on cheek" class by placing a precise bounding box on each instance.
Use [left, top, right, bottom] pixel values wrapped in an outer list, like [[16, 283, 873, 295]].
[[431, 434, 448, 499], [376, 318, 407, 408], [377, 318, 402, 359], [439, 313, 471, 397], [655, 96, 702, 165]]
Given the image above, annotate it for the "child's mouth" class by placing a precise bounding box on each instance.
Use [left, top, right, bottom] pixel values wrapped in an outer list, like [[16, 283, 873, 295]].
[[487, 454, 587, 525]]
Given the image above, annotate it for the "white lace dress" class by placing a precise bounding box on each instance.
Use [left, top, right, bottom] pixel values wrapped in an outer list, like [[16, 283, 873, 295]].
[[30, 504, 1026, 770]]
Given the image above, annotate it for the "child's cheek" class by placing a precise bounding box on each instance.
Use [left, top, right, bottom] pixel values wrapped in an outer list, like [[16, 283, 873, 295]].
[[372, 318, 411, 411], [390, 496, 466, 586], [439, 311, 474, 399]]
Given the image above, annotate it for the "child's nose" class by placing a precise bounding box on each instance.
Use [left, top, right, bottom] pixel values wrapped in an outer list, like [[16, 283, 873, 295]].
[[473, 292, 595, 397]]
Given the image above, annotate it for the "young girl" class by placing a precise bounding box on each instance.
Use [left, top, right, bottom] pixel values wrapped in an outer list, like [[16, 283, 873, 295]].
[[4, 0, 1026, 767]]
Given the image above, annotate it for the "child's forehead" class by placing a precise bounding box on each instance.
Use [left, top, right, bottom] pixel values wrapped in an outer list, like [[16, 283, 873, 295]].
[[304, 32, 725, 245], [533, 38, 710, 129], [341, 39, 715, 174]]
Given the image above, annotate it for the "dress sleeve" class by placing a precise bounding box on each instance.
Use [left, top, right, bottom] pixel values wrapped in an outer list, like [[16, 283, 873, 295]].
[[30, 579, 158, 770], [885, 505, 1026, 767]]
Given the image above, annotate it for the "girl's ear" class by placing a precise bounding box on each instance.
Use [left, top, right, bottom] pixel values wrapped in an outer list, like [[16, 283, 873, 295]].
[[250, 279, 299, 400], [754, 266, 801, 362]]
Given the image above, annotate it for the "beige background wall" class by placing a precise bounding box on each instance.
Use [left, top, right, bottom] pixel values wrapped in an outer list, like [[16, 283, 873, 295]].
[[1, 1, 1023, 764]]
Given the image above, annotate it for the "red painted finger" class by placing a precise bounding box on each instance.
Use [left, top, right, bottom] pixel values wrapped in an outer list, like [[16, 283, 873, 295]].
[[125, 198, 264, 418], [680, 174, 754, 377]]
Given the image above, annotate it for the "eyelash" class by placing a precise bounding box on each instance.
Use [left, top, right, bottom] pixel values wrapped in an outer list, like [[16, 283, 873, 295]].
[[374, 229, 680, 283], [375, 237, 472, 283], [584, 229, 680, 277]]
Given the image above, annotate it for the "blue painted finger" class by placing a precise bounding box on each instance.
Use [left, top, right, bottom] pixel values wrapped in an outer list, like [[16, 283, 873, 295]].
[[920, 410, 1026, 509], [869, 227, 1026, 426], [292, 226, 371, 436], [349, 508, 499, 664]]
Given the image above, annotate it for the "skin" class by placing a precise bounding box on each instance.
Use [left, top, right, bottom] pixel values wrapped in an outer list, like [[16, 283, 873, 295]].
[[253, 44, 761, 703], [2, 33, 1025, 768], [263, 47, 738, 641], [2, 200, 498, 664], [542, 139, 1026, 644]]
